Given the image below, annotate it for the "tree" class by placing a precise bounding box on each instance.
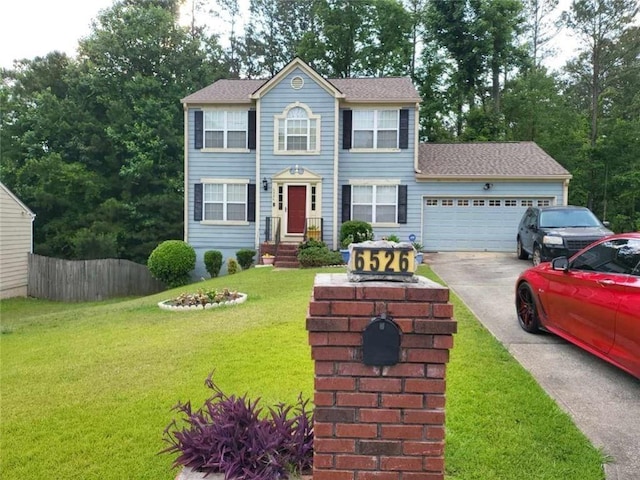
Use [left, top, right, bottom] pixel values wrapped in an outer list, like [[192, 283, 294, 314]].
[[523, 0, 560, 67]]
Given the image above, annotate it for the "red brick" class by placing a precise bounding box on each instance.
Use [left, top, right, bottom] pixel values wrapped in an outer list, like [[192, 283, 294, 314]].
[[426, 425, 445, 440], [433, 303, 454, 318], [381, 394, 423, 408], [335, 423, 378, 438], [392, 318, 413, 333], [406, 287, 449, 302], [332, 301, 375, 316], [403, 409, 445, 425], [359, 378, 402, 393], [349, 317, 370, 332], [335, 454, 378, 470], [357, 473, 399, 480], [433, 334, 454, 349], [315, 407, 356, 423], [314, 422, 334, 437], [328, 332, 362, 346], [336, 392, 379, 407], [413, 319, 457, 334], [313, 453, 335, 469], [312, 470, 354, 480], [314, 391, 335, 406], [337, 362, 381, 377], [314, 438, 356, 453], [359, 408, 401, 424], [426, 363, 446, 378], [401, 334, 433, 348], [382, 363, 424, 377], [315, 361, 335, 376], [307, 316, 349, 331], [308, 302, 331, 317], [404, 378, 445, 394], [357, 440, 401, 455], [424, 456, 445, 472], [381, 424, 423, 440], [405, 349, 449, 364], [312, 346, 356, 361], [316, 376, 356, 391], [403, 441, 444, 456], [355, 285, 407, 300], [380, 456, 423, 471], [314, 285, 357, 300], [403, 473, 444, 480], [425, 395, 446, 409], [309, 332, 329, 346], [386, 302, 431, 317]]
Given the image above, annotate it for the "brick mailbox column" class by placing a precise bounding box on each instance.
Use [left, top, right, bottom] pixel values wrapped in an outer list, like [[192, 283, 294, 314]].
[[306, 273, 456, 480]]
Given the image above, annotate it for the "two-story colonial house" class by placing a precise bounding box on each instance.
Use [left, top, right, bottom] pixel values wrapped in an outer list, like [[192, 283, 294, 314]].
[[182, 58, 571, 277]]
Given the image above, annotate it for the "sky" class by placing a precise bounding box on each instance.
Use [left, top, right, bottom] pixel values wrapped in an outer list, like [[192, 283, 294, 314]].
[[0, 0, 578, 72]]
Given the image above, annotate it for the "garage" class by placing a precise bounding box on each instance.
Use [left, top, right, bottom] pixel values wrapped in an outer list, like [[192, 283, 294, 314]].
[[422, 197, 554, 252]]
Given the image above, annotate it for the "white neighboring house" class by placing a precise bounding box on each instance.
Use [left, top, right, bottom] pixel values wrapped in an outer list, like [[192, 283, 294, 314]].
[[0, 182, 36, 299]]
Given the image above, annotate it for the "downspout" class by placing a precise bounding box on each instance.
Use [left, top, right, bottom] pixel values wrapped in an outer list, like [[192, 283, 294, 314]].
[[413, 102, 421, 174], [255, 100, 261, 249], [183, 104, 189, 242]]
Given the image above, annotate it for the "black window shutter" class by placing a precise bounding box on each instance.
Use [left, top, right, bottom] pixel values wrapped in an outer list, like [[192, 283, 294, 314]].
[[248, 110, 256, 149], [194, 183, 203, 221], [342, 110, 352, 150], [247, 184, 256, 222], [398, 185, 407, 224], [194, 110, 203, 149], [342, 185, 351, 222], [399, 109, 409, 149]]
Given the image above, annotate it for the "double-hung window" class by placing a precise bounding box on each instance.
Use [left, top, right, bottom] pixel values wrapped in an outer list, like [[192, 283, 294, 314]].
[[352, 185, 398, 223], [275, 103, 320, 154], [353, 110, 399, 149], [204, 110, 247, 149], [203, 183, 247, 221]]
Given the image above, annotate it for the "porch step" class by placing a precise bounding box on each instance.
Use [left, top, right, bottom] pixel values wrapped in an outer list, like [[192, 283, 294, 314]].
[[275, 243, 300, 268]]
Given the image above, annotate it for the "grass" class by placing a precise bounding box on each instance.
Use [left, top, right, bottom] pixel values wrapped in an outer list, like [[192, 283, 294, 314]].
[[0, 266, 605, 479]]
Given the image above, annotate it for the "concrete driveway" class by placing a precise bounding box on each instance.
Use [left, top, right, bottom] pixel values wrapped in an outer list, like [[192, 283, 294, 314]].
[[427, 252, 640, 480]]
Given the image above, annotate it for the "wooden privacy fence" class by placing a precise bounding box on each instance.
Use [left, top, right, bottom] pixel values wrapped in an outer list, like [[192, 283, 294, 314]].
[[28, 254, 166, 302]]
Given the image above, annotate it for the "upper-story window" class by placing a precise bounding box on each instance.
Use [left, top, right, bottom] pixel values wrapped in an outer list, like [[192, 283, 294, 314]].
[[275, 103, 320, 154], [204, 110, 247, 148], [353, 110, 398, 148], [342, 108, 409, 150]]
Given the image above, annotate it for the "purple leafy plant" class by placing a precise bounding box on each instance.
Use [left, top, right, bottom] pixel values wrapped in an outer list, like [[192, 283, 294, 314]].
[[162, 373, 313, 479]]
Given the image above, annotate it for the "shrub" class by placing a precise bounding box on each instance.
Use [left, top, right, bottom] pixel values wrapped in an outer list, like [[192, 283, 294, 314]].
[[162, 374, 314, 479], [297, 241, 344, 267], [339, 220, 373, 248], [236, 249, 256, 270], [227, 258, 239, 275], [204, 250, 223, 278], [385, 234, 401, 243], [147, 240, 195, 288]]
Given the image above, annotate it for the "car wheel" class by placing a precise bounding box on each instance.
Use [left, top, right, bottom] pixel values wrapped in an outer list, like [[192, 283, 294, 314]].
[[517, 238, 528, 260], [532, 246, 542, 266], [516, 282, 540, 333]]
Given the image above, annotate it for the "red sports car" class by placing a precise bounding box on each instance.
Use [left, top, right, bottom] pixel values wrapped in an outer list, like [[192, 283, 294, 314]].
[[516, 233, 640, 379]]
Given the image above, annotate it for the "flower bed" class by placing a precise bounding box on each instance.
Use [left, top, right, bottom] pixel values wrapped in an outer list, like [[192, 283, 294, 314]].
[[158, 288, 247, 311]]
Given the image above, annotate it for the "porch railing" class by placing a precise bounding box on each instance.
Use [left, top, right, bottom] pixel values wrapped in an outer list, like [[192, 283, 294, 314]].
[[264, 217, 281, 246], [304, 217, 324, 242]]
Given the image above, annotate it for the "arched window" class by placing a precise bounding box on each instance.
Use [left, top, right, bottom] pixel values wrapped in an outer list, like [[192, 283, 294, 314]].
[[275, 103, 320, 154]]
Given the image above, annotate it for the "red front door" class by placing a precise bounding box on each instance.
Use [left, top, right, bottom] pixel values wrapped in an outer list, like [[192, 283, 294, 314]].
[[287, 186, 306, 234]]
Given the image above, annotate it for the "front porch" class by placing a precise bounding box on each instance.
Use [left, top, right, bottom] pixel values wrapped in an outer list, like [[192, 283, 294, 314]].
[[259, 217, 325, 268]]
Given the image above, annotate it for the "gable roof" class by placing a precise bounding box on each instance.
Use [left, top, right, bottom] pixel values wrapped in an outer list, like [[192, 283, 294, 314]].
[[417, 142, 572, 180], [0, 182, 35, 217], [181, 58, 420, 105]]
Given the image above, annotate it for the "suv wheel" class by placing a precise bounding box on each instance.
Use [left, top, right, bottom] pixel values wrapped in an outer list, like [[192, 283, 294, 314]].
[[532, 246, 542, 266], [517, 238, 528, 260]]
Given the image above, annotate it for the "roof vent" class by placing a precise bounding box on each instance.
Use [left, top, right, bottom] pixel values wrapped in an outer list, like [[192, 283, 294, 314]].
[[291, 76, 304, 90]]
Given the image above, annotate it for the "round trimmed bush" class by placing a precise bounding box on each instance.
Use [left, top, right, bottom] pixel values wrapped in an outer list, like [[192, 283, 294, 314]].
[[204, 250, 223, 278], [147, 240, 196, 288], [236, 249, 256, 270], [340, 220, 374, 247]]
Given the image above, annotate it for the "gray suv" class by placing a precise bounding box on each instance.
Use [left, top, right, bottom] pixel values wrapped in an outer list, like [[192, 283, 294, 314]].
[[517, 206, 613, 265]]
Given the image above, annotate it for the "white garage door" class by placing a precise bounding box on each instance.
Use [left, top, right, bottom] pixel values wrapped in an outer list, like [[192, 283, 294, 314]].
[[422, 197, 554, 252]]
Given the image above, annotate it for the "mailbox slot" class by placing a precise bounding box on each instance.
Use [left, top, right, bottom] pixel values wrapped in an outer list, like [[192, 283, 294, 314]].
[[362, 315, 401, 366]]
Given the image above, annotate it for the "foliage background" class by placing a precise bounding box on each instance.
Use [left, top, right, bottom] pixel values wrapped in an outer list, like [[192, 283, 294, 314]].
[[1, 0, 638, 263]]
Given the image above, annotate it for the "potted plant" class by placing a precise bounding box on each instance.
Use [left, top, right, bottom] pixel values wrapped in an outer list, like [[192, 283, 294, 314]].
[[339, 221, 374, 264], [163, 374, 313, 480], [261, 253, 275, 265], [307, 224, 321, 241], [412, 241, 424, 265]]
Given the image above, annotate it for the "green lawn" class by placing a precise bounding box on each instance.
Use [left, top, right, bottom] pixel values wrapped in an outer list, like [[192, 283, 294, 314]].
[[0, 266, 605, 479]]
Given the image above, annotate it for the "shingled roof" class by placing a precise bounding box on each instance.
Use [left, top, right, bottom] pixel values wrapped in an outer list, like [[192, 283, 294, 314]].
[[417, 142, 571, 179], [181, 77, 420, 104]]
